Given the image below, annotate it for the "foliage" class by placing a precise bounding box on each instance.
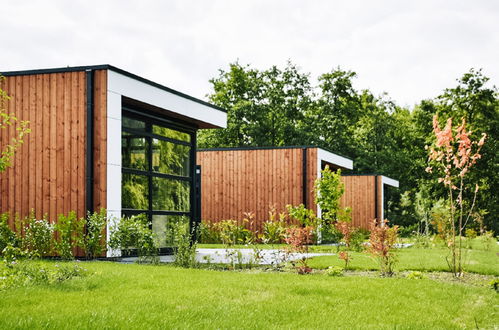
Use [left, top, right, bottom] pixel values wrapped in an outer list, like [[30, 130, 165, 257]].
[[0, 75, 31, 173], [426, 115, 487, 276], [108, 214, 158, 261], [368, 219, 399, 276], [54, 211, 84, 260], [480, 231, 495, 251], [0, 260, 88, 290], [334, 220, 354, 249], [406, 271, 425, 280], [338, 251, 351, 270], [23, 214, 53, 258], [212, 219, 253, 246], [0, 213, 16, 254], [286, 204, 318, 228], [314, 166, 346, 223], [198, 222, 221, 244], [489, 278, 499, 292], [261, 205, 287, 244], [83, 209, 107, 259], [172, 219, 198, 268], [349, 228, 369, 252], [324, 265, 344, 277], [284, 226, 315, 253], [284, 226, 315, 274]]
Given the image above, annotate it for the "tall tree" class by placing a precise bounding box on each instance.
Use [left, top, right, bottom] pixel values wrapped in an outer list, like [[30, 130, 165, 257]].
[[198, 62, 314, 148]]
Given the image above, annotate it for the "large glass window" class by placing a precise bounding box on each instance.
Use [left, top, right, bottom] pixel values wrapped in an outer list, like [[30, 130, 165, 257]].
[[121, 111, 195, 250]]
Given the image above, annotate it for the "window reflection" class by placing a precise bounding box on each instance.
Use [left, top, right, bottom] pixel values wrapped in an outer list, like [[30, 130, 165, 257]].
[[122, 132, 148, 170], [152, 177, 190, 212], [122, 173, 149, 210], [152, 139, 190, 176], [152, 125, 190, 142]]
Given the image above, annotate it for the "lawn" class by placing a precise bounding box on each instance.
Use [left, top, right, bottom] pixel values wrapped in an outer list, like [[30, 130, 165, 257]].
[[0, 261, 498, 329]]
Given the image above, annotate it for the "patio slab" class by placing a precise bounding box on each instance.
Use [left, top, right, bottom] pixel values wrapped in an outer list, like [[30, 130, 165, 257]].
[[120, 248, 333, 265]]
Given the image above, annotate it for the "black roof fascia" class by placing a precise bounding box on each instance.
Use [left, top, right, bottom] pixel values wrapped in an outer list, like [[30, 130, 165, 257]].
[[0, 64, 226, 113], [198, 145, 353, 161]]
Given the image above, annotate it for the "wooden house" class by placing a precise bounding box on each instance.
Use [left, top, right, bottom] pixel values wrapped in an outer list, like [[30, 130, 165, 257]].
[[197, 147, 398, 230], [0, 65, 226, 256]]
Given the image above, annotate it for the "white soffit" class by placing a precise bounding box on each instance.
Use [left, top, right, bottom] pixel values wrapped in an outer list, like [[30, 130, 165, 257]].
[[317, 148, 354, 170], [381, 176, 399, 188], [107, 70, 227, 128]]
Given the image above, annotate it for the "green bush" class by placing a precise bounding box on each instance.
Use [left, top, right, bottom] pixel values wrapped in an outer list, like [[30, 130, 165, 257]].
[[23, 215, 53, 258], [199, 222, 221, 244], [286, 204, 318, 227], [172, 219, 197, 268], [213, 220, 253, 245], [406, 271, 425, 280], [325, 265, 344, 277], [108, 214, 157, 261], [54, 211, 84, 260], [83, 209, 107, 259], [262, 220, 286, 244], [0, 213, 17, 254]]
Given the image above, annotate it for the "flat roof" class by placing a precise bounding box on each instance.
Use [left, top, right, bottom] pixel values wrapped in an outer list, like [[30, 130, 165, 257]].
[[0, 64, 226, 114], [198, 145, 353, 160]]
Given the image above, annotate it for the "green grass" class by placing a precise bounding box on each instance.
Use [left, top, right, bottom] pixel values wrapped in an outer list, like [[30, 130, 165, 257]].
[[308, 246, 499, 275], [200, 238, 499, 275], [1, 261, 498, 329]]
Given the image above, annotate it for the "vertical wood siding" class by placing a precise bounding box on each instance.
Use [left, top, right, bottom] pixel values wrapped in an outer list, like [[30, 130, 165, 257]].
[[339, 175, 380, 229], [0, 70, 107, 230], [197, 148, 307, 231]]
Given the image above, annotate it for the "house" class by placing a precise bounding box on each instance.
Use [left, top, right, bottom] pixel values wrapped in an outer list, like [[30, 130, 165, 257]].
[[0, 65, 226, 256], [196, 146, 398, 230]]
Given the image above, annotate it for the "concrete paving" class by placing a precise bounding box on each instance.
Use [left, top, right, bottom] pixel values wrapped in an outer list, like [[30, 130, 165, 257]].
[[120, 248, 333, 265]]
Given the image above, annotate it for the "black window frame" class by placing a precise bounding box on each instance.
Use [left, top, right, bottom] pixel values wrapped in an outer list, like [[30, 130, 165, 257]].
[[121, 106, 198, 255]]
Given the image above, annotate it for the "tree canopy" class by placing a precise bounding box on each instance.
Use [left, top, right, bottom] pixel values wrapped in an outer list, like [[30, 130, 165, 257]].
[[198, 63, 498, 233]]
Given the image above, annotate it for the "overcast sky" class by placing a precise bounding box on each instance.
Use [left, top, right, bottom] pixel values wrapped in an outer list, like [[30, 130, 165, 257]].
[[1, 0, 498, 107]]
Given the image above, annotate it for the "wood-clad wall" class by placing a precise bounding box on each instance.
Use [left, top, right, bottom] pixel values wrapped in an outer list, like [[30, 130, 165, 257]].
[[197, 148, 316, 231], [339, 175, 382, 229], [0, 70, 107, 228]]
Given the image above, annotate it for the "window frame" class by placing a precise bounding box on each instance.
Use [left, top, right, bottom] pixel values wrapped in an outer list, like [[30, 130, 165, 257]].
[[121, 106, 198, 254]]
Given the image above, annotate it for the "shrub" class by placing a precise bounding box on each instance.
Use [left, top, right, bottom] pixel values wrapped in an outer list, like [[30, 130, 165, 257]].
[[286, 204, 319, 228], [172, 218, 197, 268], [284, 226, 315, 274], [325, 265, 344, 277], [54, 211, 85, 260], [83, 209, 107, 259], [108, 214, 157, 261], [406, 271, 425, 280], [199, 222, 221, 244], [368, 219, 399, 276], [335, 220, 354, 249], [213, 219, 252, 246], [489, 278, 499, 292], [0, 213, 16, 254], [338, 251, 351, 269], [23, 215, 53, 258], [262, 206, 287, 244]]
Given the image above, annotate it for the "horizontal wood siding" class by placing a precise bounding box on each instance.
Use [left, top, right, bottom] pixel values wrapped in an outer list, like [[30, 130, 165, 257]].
[[339, 175, 378, 229], [197, 148, 305, 231], [0, 70, 108, 239]]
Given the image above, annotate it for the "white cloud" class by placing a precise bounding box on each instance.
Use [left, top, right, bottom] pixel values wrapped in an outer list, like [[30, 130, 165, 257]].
[[0, 0, 497, 106]]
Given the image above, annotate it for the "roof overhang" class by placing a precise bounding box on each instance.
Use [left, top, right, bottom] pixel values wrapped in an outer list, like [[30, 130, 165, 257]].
[[381, 176, 399, 188], [108, 69, 226, 129], [317, 148, 354, 170]]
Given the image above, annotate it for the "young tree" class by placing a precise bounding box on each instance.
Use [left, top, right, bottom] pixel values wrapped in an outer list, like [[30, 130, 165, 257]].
[[426, 115, 486, 276], [0, 75, 31, 172]]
